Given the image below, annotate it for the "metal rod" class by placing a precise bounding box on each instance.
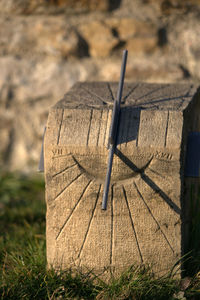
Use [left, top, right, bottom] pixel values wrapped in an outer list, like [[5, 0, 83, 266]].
[[102, 50, 128, 210], [102, 145, 115, 210], [116, 49, 128, 105], [38, 126, 46, 172]]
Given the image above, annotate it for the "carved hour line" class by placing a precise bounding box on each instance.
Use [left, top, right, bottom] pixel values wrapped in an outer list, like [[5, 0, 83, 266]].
[[78, 184, 101, 259], [122, 186, 144, 263], [57, 109, 64, 145], [133, 182, 174, 253], [136, 131, 139, 147], [72, 93, 98, 106], [123, 83, 139, 103], [183, 85, 193, 98], [107, 82, 115, 102], [86, 109, 93, 146], [177, 98, 185, 110], [147, 167, 166, 179], [54, 173, 83, 201], [136, 85, 169, 102], [96, 110, 103, 146], [52, 154, 74, 159], [81, 87, 107, 105], [125, 109, 133, 147], [52, 163, 77, 178], [164, 111, 169, 147], [56, 179, 93, 240], [110, 185, 114, 265], [117, 110, 125, 148], [139, 94, 191, 107], [103, 110, 109, 146]]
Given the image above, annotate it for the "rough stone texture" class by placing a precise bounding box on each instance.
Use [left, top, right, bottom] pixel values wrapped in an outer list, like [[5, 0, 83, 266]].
[[44, 82, 200, 277], [0, 16, 80, 58], [0, 0, 200, 172], [168, 15, 200, 80], [78, 21, 119, 58], [105, 18, 157, 40], [126, 36, 157, 55], [0, 0, 112, 14]]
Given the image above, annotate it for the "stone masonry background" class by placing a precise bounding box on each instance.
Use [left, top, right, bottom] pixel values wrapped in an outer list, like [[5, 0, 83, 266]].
[[0, 0, 200, 172]]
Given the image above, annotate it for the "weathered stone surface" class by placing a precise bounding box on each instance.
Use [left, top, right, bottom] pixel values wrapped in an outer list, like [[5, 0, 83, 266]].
[[0, 0, 111, 14], [126, 36, 157, 54], [105, 18, 158, 54], [0, 16, 79, 58], [44, 82, 200, 277], [78, 21, 119, 57], [1, 0, 200, 172], [0, 57, 97, 171], [168, 16, 200, 80], [160, 0, 200, 15], [0, 53, 184, 171], [106, 18, 157, 41]]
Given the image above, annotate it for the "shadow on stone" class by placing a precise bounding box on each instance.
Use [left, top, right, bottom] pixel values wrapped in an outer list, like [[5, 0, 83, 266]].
[[109, 0, 122, 11], [77, 33, 90, 58], [117, 107, 141, 145], [115, 148, 181, 215]]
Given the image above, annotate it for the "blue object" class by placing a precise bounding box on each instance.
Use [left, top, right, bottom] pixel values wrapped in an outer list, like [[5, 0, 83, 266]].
[[102, 50, 128, 210], [185, 132, 200, 177]]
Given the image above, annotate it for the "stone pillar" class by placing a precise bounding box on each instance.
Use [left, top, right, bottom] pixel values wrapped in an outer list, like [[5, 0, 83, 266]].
[[44, 82, 200, 277]]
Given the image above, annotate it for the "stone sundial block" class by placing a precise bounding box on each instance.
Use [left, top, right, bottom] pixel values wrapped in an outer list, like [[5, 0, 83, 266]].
[[44, 82, 200, 277]]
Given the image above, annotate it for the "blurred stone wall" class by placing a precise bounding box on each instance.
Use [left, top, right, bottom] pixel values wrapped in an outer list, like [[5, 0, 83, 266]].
[[0, 0, 200, 172]]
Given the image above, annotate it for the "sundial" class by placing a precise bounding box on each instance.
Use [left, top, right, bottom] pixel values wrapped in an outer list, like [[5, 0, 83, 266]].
[[43, 52, 200, 277]]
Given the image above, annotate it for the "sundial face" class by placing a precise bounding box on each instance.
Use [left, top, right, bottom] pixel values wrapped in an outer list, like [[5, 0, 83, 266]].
[[45, 81, 198, 275]]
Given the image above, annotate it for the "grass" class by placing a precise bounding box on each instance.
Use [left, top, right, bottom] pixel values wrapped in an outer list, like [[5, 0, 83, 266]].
[[0, 172, 200, 299]]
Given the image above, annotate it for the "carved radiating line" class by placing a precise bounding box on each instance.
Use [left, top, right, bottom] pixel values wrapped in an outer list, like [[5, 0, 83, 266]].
[[125, 109, 133, 147], [122, 186, 144, 263], [164, 111, 169, 147], [183, 84, 193, 98], [177, 98, 185, 109], [123, 83, 139, 103], [148, 167, 166, 179], [57, 109, 64, 145], [54, 173, 83, 201], [141, 173, 181, 215], [110, 185, 114, 265], [78, 184, 101, 258], [52, 154, 74, 159], [133, 182, 174, 253], [96, 110, 103, 146], [107, 82, 115, 102], [136, 85, 170, 102], [52, 163, 77, 178], [72, 93, 100, 106], [139, 95, 192, 107], [56, 179, 93, 240], [103, 110, 109, 146], [81, 87, 107, 105], [117, 110, 125, 147], [136, 130, 139, 147], [86, 109, 93, 146]]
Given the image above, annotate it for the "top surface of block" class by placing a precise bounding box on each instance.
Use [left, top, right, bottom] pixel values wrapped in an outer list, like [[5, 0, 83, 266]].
[[54, 82, 199, 111]]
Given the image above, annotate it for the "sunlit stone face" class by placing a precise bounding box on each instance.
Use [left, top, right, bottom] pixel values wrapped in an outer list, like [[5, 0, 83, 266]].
[[44, 81, 199, 278]]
